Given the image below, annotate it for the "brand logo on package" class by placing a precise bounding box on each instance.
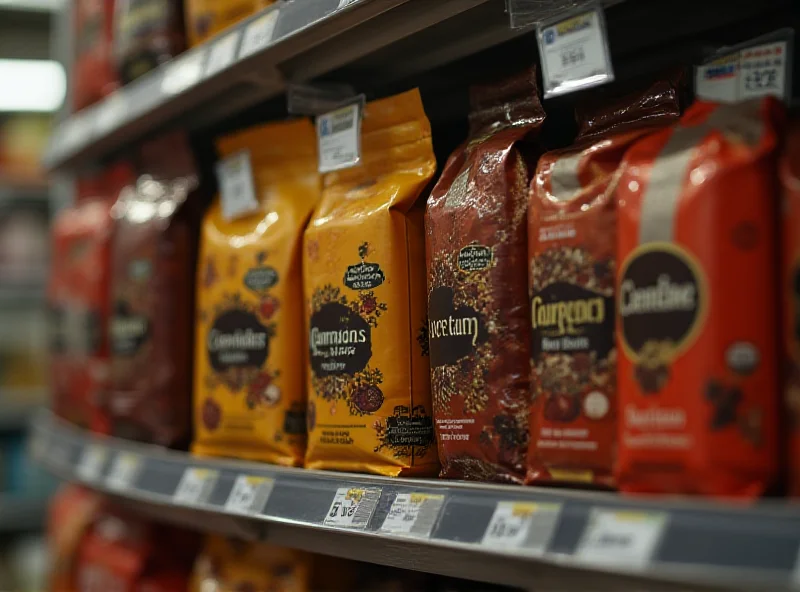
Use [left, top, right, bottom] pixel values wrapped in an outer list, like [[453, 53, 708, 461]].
[[457, 244, 493, 272], [110, 301, 150, 356], [309, 302, 372, 376], [618, 244, 706, 392], [531, 283, 614, 360], [244, 266, 279, 292], [344, 262, 385, 290], [428, 286, 488, 367], [207, 309, 270, 373]]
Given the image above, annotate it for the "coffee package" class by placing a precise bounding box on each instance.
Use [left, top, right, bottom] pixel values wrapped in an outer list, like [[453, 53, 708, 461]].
[[616, 98, 782, 496], [526, 77, 682, 487], [194, 119, 319, 466], [426, 69, 545, 483], [304, 89, 438, 477], [782, 117, 800, 496], [107, 133, 198, 447]]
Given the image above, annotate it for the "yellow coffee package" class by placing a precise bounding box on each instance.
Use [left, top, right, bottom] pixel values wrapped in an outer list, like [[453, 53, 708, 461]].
[[193, 119, 319, 466], [303, 89, 438, 476]]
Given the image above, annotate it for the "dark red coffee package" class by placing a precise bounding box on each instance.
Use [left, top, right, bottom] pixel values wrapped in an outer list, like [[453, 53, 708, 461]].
[[616, 98, 782, 497], [114, 0, 186, 85], [526, 77, 682, 488], [49, 164, 134, 433], [782, 117, 800, 496], [107, 132, 198, 447], [73, 0, 118, 110], [426, 68, 545, 483]]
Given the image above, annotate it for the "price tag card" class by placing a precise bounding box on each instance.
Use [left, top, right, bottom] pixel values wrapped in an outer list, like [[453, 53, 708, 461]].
[[537, 6, 614, 98], [77, 445, 109, 483], [174, 468, 219, 506], [317, 102, 362, 173], [695, 53, 740, 103], [161, 50, 205, 95], [379, 493, 445, 538], [324, 487, 381, 530], [239, 10, 279, 59], [224, 475, 274, 515], [106, 453, 142, 491], [576, 509, 668, 570], [94, 95, 128, 134], [205, 31, 241, 78], [216, 150, 260, 221], [482, 502, 561, 554]]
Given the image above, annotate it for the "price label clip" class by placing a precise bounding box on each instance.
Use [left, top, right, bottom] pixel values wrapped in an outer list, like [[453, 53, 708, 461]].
[[174, 468, 219, 506], [225, 475, 274, 515], [316, 98, 365, 173], [380, 493, 445, 538], [576, 509, 668, 570], [239, 9, 280, 59], [106, 453, 142, 491], [536, 3, 614, 98], [324, 486, 381, 530], [77, 445, 109, 483], [482, 501, 562, 554], [216, 149, 260, 221]]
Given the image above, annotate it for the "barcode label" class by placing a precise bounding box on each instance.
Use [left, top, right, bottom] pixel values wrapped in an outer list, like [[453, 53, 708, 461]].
[[225, 476, 274, 515], [77, 445, 109, 483], [576, 509, 667, 569], [160, 50, 205, 95], [239, 10, 279, 59], [317, 102, 361, 173], [106, 453, 142, 491], [324, 487, 381, 530], [380, 493, 445, 538], [482, 502, 561, 554], [173, 468, 219, 506]]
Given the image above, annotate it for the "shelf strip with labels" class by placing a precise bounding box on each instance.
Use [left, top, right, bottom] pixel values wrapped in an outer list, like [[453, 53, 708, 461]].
[[29, 409, 800, 591]]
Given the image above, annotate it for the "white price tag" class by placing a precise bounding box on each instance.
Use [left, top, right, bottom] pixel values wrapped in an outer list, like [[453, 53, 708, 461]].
[[239, 10, 279, 59], [482, 502, 561, 554], [174, 468, 219, 506], [77, 445, 109, 483], [380, 493, 444, 538], [106, 453, 142, 491], [537, 8, 614, 98], [317, 102, 361, 173], [216, 150, 260, 221], [94, 95, 128, 134], [205, 31, 240, 78], [61, 115, 93, 151], [696, 40, 789, 103], [160, 50, 205, 96], [576, 509, 667, 570], [324, 487, 381, 530], [739, 41, 788, 101], [224, 476, 274, 515]]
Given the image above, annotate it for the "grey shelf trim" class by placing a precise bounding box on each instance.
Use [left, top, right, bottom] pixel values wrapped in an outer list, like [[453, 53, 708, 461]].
[[43, 0, 525, 172], [28, 409, 800, 591]]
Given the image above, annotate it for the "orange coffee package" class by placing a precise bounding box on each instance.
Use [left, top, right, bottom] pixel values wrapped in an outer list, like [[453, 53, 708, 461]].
[[527, 77, 682, 487], [616, 98, 782, 497], [782, 117, 800, 496], [426, 69, 544, 483], [185, 0, 273, 46], [193, 119, 319, 466], [304, 89, 438, 477]]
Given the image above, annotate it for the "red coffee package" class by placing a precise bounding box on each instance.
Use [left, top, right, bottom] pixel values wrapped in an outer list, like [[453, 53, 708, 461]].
[[107, 133, 198, 447], [527, 77, 682, 487], [426, 68, 545, 483], [616, 98, 782, 497], [73, 0, 118, 110], [49, 167, 129, 433], [781, 117, 800, 496]]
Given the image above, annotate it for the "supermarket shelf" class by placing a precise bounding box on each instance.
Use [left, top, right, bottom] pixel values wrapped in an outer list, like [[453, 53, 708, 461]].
[[0, 0, 61, 13], [43, 0, 528, 172], [29, 410, 800, 591], [0, 497, 47, 532]]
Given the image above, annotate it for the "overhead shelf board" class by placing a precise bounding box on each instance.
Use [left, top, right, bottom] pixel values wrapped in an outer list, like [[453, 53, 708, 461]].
[[44, 0, 520, 172], [29, 410, 800, 591]]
